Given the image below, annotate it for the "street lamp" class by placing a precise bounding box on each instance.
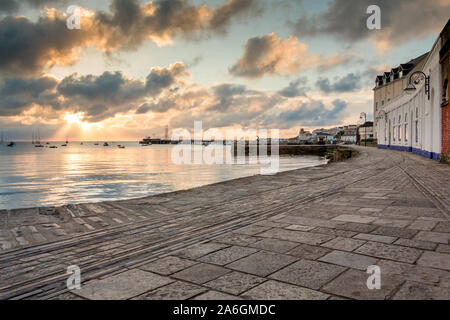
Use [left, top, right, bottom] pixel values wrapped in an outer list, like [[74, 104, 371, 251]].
[[404, 71, 430, 100], [360, 112, 367, 147]]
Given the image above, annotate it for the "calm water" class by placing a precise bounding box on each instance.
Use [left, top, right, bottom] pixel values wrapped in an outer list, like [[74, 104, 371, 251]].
[[0, 142, 327, 210]]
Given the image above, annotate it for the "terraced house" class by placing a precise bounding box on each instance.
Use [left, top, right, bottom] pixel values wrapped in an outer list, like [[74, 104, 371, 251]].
[[374, 19, 450, 163]]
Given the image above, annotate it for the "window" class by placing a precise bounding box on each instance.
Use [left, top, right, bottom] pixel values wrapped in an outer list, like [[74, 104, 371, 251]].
[[375, 102, 378, 111], [398, 116, 402, 141], [415, 120, 419, 143], [393, 121, 396, 141], [404, 113, 408, 142], [382, 100, 385, 106]]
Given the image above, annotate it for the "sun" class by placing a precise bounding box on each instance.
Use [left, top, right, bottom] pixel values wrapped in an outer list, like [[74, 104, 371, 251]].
[[63, 112, 97, 130]]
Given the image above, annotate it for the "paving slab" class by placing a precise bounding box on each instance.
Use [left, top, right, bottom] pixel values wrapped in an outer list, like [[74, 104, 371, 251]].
[[257, 228, 335, 246], [235, 225, 272, 236], [198, 246, 259, 266], [376, 260, 441, 285], [414, 231, 450, 244], [172, 263, 231, 284], [417, 251, 450, 271], [249, 238, 299, 253], [286, 244, 331, 260], [355, 241, 422, 264], [204, 271, 266, 295], [321, 237, 366, 252], [371, 226, 418, 239], [332, 215, 377, 224], [227, 251, 298, 277], [174, 242, 230, 259], [318, 250, 377, 270], [269, 259, 346, 290], [139, 256, 198, 275], [393, 238, 437, 251], [133, 281, 207, 300], [408, 220, 438, 231], [75, 269, 174, 300], [353, 233, 397, 244], [241, 280, 329, 300], [322, 269, 404, 300], [393, 281, 450, 300]]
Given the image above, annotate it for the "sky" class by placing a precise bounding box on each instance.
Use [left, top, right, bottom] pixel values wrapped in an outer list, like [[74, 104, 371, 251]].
[[0, 0, 448, 141]]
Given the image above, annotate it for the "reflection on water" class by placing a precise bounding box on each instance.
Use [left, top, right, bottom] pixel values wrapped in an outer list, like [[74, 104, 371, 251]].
[[0, 142, 327, 210]]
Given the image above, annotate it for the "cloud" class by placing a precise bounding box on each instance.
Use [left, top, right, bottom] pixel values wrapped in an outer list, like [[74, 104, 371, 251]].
[[229, 33, 354, 79], [0, 75, 59, 116], [209, 83, 247, 112], [316, 73, 363, 93], [274, 99, 348, 128], [145, 62, 189, 96], [229, 33, 315, 79], [0, 0, 66, 13], [0, 62, 188, 121], [291, 0, 449, 50], [208, 0, 263, 32], [0, 0, 262, 75], [0, 0, 19, 13], [278, 78, 308, 97]]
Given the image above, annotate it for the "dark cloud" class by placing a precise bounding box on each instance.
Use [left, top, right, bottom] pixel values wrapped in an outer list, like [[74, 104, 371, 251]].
[[209, 0, 263, 32], [275, 99, 348, 128], [209, 83, 247, 112], [0, 0, 262, 75], [0, 63, 188, 121], [0, 15, 90, 75], [316, 73, 362, 93], [145, 62, 188, 96], [136, 100, 177, 114], [0, 75, 59, 116], [0, 0, 65, 13], [0, 0, 19, 13], [291, 0, 449, 48], [278, 78, 308, 97]]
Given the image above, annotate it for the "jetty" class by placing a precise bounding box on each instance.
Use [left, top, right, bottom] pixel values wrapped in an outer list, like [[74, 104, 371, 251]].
[[0, 146, 449, 300]]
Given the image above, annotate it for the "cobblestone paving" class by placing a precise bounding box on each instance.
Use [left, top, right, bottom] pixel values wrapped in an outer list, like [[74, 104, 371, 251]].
[[0, 147, 449, 300]]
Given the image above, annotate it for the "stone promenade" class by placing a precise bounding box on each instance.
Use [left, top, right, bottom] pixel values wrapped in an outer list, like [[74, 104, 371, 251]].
[[0, 146, 449, 300]]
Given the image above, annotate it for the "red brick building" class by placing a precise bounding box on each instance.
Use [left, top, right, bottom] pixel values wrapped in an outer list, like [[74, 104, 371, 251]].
[[440, 19, 450, 163]]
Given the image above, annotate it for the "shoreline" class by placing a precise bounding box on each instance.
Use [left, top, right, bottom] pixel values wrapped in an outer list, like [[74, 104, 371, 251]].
[[0, 145, 351, 212]]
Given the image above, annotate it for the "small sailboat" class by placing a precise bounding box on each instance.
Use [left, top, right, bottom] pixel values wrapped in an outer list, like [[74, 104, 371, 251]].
[[103, 142, 109, 147], [34, 129, 44, 147]]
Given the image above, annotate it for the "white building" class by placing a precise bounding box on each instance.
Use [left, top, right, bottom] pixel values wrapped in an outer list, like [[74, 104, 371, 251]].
[[376, 36, 442, 161]]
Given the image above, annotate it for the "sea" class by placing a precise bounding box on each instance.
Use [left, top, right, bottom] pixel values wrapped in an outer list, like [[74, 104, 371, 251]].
[[0, 142, 327, 210]]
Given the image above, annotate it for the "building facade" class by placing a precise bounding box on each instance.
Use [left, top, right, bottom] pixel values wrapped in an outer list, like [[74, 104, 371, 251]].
[[440, 19, 450, 163], [375, 34, 443, 161], [373, 53, 428, 141]]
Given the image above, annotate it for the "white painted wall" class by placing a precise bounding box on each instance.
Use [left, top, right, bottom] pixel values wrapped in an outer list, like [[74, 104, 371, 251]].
[[376, 38, 442, 159]]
